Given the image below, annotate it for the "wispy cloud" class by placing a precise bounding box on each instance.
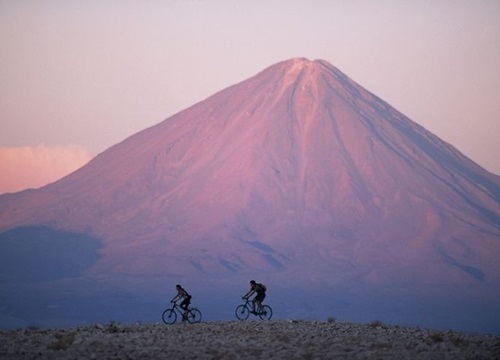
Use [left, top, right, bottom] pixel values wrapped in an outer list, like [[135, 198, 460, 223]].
[[0, 144, 93, 194]]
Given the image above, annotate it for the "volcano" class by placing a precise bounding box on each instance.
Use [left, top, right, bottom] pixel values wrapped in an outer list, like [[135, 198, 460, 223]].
[[1, 58, 499, 332]]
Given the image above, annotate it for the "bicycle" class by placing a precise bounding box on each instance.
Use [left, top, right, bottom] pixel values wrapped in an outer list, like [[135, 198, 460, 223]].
[[162, 301, 202, 324], [235, 297, 273, 320]]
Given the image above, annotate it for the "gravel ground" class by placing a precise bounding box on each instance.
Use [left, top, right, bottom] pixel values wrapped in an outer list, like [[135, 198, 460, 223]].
[[1, 320, 499, 359]]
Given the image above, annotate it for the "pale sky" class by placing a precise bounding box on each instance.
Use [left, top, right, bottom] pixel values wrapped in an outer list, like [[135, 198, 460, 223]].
[[1, 0, 499, 194]]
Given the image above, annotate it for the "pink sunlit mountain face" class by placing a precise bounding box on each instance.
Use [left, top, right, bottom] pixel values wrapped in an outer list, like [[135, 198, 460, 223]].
[[1, 58, 499, 332]]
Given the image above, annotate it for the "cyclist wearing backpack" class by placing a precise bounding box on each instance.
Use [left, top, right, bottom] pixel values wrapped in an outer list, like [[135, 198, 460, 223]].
[[171, 284, 192, 321], [243, 280, 266, 314]]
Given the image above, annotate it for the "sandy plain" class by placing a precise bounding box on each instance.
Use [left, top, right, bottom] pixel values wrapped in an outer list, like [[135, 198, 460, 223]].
[[1, 319, 499, 359]]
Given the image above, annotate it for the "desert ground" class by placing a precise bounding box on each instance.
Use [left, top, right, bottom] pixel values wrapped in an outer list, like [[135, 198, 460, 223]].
[[1, 320, 499, 359]]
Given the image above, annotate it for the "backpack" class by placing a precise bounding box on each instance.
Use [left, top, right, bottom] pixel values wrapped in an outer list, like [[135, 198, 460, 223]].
[[257, 283, 267, 292]]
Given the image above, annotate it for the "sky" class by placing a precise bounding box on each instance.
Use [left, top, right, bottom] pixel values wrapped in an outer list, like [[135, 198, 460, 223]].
[[1, 0, 499, 194]]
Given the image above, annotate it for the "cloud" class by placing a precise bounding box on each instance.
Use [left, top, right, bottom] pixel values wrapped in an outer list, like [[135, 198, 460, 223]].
[[0, 144, 94, 195]]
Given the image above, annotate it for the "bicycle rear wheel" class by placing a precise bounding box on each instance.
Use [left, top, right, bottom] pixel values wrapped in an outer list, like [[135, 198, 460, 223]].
[[235, 304, 250, 320], [258, 305, 273, 320], [162, 309, 177, 325], [188, 308, 202, 323]]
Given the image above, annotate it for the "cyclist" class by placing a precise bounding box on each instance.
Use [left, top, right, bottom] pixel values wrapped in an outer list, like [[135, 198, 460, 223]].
[[171, 284, 192, 321], [243, 280, 266, 314]]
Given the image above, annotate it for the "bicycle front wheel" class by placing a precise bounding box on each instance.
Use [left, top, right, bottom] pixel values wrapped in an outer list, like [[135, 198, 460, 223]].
[[162, 309, 177, 325], [259, 305, 273, 320], [188, 308, 202, 323], [235, 304, 250, 320]]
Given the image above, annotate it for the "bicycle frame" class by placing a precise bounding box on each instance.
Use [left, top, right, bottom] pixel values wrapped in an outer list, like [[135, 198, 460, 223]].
[[171, 302, 188, 316], [235, 297, 272, 320], [242, 298, 258, 312], [162, 301, 202, 324]]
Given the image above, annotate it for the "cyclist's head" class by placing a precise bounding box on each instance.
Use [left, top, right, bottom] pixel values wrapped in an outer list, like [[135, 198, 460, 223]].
[[176, 284, 182, 289], [250, 280, 256, 285]]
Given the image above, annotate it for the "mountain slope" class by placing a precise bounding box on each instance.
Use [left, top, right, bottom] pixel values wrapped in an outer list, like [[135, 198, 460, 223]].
[[1, 58, 499, 331]]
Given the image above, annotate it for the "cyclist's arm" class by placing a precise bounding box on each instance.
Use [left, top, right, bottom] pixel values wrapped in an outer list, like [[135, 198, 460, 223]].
[[243, 289, 254, 298]]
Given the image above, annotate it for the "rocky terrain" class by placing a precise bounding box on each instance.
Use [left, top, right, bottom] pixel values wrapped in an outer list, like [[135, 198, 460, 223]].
[[1, 320, 499, 359]]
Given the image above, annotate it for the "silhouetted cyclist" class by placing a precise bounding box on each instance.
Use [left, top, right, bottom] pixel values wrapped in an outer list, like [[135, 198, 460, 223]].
[[243, 280, 266, 314], [171, 284, 192, 321]]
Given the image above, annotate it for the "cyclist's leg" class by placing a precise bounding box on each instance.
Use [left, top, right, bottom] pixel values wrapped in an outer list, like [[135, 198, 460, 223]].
[[180, 299, 187, 310], [251, 297, 257, 313], [184, 298, 191, 318], [257, 293, 265, 312], [180, 298, 189, 319]]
